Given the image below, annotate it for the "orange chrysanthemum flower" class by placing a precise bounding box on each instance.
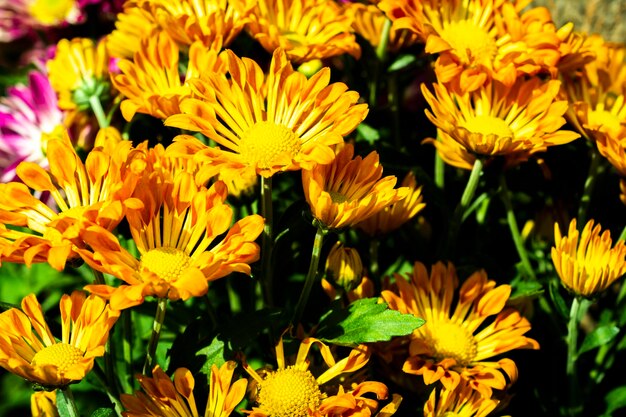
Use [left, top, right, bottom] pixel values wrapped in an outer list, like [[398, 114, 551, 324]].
[[79, 167, 264, 310], [562, 34, 626, 144], [31, 390, 58, 417], [47, 37, 110, 111], [422, 78, 580, 169], [106, 5, 159, 59], [244, 336, 392, 417], [121, 362, 247, 417], [382, 261, 539, 398], [552, 219, 626, 297], [113, 31, 226, 121], [302, 143, 409, 230], [345, 3, 420, 53], [356, 171, 425, 237], [379, 0, 572, 92], [133, 0, 254, 49], [0, 291, 119, 389], [165, 48, 368, 178], [424, 382, 500, 417], [245, 0, 360, 63], [0, 131, 144, 271]]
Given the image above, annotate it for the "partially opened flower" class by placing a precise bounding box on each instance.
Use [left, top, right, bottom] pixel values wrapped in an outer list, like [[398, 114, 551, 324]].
[[31, 390, 58, 417], [166, 48, 368, 178], [346, 3, 420, 53], [244, 336, 391, 417], [422, 78, 580, 169], [0, 70, 64, 182], [382, 261, 539, 398], [113, 31, 226, 121], [79, 169, 264, 310], [552, 219, 626, 297], [0, 131, 144, 271], [121, 362, 247, 417], [324, 241, 364, 293], [47, 37, 110, 112], [302, 143, 409, 230], [356, 171, 425, 237], [245, 0, 360, 63], [424, 382, 500, 417], [0, 291, 120, 389]]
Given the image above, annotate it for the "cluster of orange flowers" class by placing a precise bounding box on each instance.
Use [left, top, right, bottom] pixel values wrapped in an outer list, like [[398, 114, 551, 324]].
[[1, 0, 626, 416]]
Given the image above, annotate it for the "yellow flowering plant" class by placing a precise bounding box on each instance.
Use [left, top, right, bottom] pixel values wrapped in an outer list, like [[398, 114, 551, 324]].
[[1, 1, 626, 417]]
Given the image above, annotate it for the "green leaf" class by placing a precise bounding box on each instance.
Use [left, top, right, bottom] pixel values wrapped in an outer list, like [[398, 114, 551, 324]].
[[603, 385, 626, 416], [548, 280, 569, 319], [356, 123, 380, 145], [579, 325, 620, 356], [90, 408, 115, 417], [387, 54, 417, 72], [316, 298, 425, 346], [509, 276, 544, 300], [198, 336, 226, 376]]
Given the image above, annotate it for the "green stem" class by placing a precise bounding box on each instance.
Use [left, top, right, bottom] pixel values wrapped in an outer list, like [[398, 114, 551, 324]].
[[142, 298, 168, 375], [445, 158, 483, 256], [57, 386, 80, 417], [89, 95, 109, 128], [121, 310, 133, 393], [369, 17, 392, 107], [376, 18, 392, 62], [369, 238, 380, 280], [500, 174, 536, 280], [434, 150, 445, 190], [92, 362, 125, 416], [566, 297, 589, 416], [389, 73, 401, 147], [577, 148, 604, 226], [260, 176, 274, 308], [92, 269, 105, 285], [292, 225, 327, 326]]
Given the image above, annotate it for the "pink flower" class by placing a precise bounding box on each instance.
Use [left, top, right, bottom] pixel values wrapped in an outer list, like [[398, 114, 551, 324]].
[[0, 71, 63, 182]]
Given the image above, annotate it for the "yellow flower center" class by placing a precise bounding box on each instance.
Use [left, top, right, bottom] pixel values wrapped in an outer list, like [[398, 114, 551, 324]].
[[588, 109, 621, 133], [328, 191, 349, 204], [239, 121, 301, 170], [31, 343, 83, 373], [28, 0, 77, 26], [140, 248, 191, 282], [439, 20, 497, 65], [427, 321, 477, 366], [257, 366, 323, 417], [463, 115, 513, 138]]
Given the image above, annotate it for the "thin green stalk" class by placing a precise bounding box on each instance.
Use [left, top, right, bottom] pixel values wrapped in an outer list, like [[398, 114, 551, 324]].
[[57, 386, 80, 417], [92, 362, 125, 416], [89, 95, 109, 128], [577, 148, 604, 226], [143, 297, 168, 375], [121, 310, 133, 393], [369, 17, 392, 107], [500, 174, 536, 280], [445, 158, 484, 256], [260, 176, 274, 307], [92, 269, 105, 285], [369, 238, 380, 279], [435, 151, 445, 189], [292, 225, 327, 326], [566, 297, 585, 416]]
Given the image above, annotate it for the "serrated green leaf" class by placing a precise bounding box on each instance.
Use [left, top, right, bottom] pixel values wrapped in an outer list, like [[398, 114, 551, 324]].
[[509, 276, 544, 300], [90, 408, 115, 417], [198, 336, 226, 376], [579, 325, 620, 356], [387, 54, 417, 72], [356, 123, 380, 145], [316, 298, 424, 346], [603, 385, 626, 416]]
